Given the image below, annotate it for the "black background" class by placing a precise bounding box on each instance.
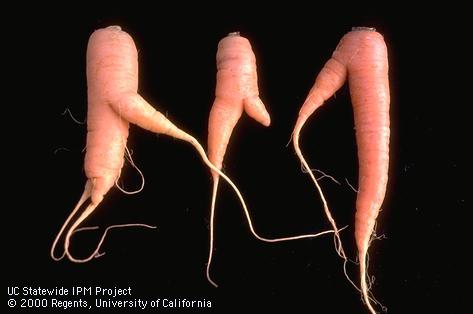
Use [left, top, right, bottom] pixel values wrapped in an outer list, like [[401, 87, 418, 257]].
[[5, 6, 466, 314]]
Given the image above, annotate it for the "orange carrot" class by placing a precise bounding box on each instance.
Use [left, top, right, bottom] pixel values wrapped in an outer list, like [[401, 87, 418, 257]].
[[208, 32, 271, 172], [293, 27, 390, 313], [206, 32, 334, 287], [207, 32, 270, 286], [50, 27, 277, 266]]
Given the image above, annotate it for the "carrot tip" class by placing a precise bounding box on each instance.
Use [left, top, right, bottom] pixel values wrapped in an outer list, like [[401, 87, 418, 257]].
[[351, 26, 376, 32], [261, 114, 271, 127]]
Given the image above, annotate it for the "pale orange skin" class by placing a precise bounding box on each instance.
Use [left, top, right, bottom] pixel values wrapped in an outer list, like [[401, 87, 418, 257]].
[[297, 30, 389, 254], [294, 29, 389, 313], [208, 33, 270, 172], [84, 26, 135, 205], [85, 26, 187, 205], [205, 33, 335, 288], [53, 27, 253, 266]]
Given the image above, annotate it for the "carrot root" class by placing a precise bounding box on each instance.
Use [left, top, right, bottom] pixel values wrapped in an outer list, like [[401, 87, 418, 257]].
[[50, 180, 156, 263], [114, 145, 145, 195], [81, 81, 335, 284], [205, 173, 336, 287], [206, 177, 219, 288], [51, 181, 93, 261], [293, 127, 348, 259], [360, 252, 377, 313], [294, 106, 386, 314], [293, 28, 390, 313]]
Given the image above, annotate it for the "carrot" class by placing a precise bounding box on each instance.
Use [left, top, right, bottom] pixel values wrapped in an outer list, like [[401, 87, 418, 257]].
[[50, 27, 288, 266], [208, 32, 271, 172], [293, 27, 390, 313], [50, 26, 155, 263], [206, 32, 335, 287]]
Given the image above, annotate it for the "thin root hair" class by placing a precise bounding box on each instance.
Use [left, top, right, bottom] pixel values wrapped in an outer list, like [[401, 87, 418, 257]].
[[345, 178, 359, 193], [115, 144, 145, 195], [61, 108, 86, 125]]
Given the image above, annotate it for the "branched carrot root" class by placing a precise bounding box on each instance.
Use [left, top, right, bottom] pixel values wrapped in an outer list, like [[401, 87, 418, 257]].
[[50, 180, 157, 263], [206, 176, 336, 287], [205, 32, 336, 287], [293, 28, 390, 314], [54, 27, 323, 272], [51, 181, 92, 261]]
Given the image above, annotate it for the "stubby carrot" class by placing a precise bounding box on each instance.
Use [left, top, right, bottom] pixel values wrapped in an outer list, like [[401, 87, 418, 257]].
[[208, 32, 271, 172], [293, 27, 390, 313], [206, 32, 334, 287]]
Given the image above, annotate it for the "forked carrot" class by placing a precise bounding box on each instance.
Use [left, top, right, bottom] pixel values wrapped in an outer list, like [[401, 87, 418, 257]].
[[206, 32, 334, 287], [293, 27, 390, 313], [51, 27, 305, 266]]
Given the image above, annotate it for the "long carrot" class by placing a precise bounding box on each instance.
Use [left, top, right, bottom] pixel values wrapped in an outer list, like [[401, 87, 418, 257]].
[[51, 27, 305, 266], [206, 32, 335, 287], [293, 27, 390, 313]]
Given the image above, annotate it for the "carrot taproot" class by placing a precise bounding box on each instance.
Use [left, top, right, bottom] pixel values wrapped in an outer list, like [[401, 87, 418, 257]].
[[208, 32, 271, 172], [50, 26, 284, 265], [50, 26, 154, 263], [293, 27, 390, 313], [206, 32, 335, 287]]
